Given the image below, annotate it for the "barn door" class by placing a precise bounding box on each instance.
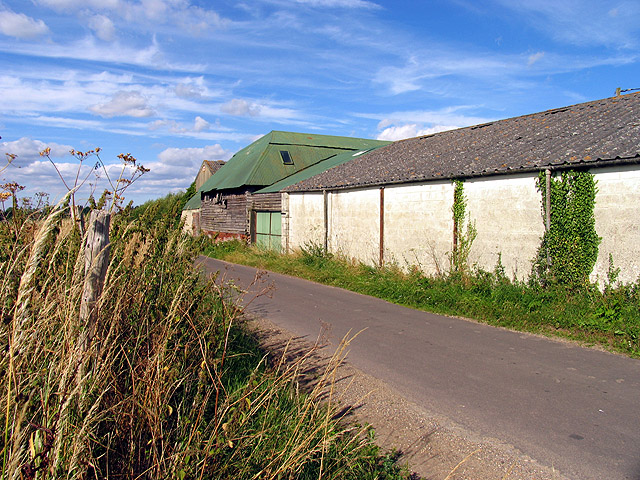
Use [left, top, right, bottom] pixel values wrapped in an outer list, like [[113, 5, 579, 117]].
[[255, 211, 281, 251]]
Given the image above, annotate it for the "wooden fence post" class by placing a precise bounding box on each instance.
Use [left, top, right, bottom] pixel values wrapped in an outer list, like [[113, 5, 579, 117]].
[[79, 209, 111, 351]]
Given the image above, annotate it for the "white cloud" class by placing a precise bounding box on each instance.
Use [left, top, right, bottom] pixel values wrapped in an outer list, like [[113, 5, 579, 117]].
[[367, 106, 492, 131], [88, 71, 134, 84], [148, 116, 213, 135], [221, 98, 262, 117], [370, 106, 494, 141], [174, 5, 229, 33], [374, 54, 514, 95], [1, 137, 205, 205], [1, 137, 72, 166], [376, 123, 459, 141], [0, 72, 227, 131], [90, 91, 155, 118], [175, 80, 207, 99], [293, 0, 381, 8], [36, 0, 229, 35], [219, 98, 304, 123], [527, 51, 545, 66], [0, 138, 98, 203], [89, 14, 116, 42], [37, 0, 121, 11], [193, 116, 210, 132], [494, 0, 640, 49], [157, 144, 231, 167], [0, 35, 206, 72], [0, 10, 49, 39], [148, 119, 168, 130]]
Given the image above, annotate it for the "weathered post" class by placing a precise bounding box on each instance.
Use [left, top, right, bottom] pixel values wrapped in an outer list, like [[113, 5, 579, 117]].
[[323, 189, 328, 252], [79, 209, 111, 351], [379, 186, 385, 267]]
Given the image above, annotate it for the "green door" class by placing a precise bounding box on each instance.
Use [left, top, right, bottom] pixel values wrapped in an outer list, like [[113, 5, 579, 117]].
[[255, 211, 281, 251]]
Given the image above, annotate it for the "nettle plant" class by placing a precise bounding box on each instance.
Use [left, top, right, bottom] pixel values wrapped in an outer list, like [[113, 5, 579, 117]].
[[535, 170, 600, 287]]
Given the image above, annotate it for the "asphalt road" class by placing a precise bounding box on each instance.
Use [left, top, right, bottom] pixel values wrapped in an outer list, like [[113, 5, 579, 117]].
[[199, 256, 640, 480]]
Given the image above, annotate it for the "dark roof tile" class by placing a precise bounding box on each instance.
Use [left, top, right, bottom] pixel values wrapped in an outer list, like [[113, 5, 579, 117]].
[[288, 93, 640, 192]]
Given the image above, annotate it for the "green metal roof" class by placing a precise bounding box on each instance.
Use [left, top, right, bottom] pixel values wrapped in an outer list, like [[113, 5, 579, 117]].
[[182, 192, 201, 210], [255, 142, 390, 194], [198, 131, 388, 194]]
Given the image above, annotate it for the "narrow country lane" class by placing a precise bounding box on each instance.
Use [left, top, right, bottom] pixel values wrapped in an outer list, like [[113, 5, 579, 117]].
[[199, 256, 640, 480]]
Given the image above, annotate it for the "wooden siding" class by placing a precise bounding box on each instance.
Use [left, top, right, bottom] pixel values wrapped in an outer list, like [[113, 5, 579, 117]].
[[195, 168, 211, 191], [201, 193, 249, 235], [248, 193, 282, 212]]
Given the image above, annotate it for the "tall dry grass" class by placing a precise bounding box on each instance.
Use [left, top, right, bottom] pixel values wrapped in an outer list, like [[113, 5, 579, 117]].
[[0, 198, 408, 479]]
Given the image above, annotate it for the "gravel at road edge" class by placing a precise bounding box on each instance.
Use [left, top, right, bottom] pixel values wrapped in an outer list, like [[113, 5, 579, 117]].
[[249, 315, 570, 480]]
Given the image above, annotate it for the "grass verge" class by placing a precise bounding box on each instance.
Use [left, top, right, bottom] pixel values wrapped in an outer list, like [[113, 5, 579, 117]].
[[1, 196, 411, 479], [204, 241, 640, 358]]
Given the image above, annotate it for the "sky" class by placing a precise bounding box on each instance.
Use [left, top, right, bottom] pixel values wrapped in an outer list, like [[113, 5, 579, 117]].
[[1, 0, 639, 206]]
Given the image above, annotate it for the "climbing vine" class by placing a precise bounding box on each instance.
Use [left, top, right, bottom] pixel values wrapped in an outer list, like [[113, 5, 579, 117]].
[[450, 179, 477, 276], [535, 170, 600, 287]]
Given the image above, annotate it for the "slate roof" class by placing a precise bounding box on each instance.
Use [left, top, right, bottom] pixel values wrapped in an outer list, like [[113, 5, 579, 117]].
[[203, 160, 226, 174], [287, 93, 640, 192]]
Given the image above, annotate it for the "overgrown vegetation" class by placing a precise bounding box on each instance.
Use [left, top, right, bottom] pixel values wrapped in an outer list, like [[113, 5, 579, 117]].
[[1, 188, 410, 478], [205, 241, 640, 358], [534, 170, 600, 287], [450, 180, 477, 278]]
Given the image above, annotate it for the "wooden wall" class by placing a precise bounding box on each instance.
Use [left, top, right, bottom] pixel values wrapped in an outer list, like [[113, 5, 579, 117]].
[[201, 192, 249, 236], [200, 191, 283, 240], [248, 193, 281, 212]]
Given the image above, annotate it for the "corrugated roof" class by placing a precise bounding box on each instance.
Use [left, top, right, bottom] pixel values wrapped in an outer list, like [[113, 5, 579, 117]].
[[255, 142, 390, 194], [287, 93, 640, 192], [199, 131, 388, 193], [183, 192, 201, 211]]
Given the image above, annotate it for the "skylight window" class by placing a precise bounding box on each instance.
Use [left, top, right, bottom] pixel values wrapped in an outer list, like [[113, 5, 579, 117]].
[[280, 150, 294, 165]]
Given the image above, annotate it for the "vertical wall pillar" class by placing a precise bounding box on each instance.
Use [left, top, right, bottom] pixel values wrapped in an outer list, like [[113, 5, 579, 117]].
[[281, 192, 290, 253], [323, 189, 328, 252], [379, 186, 385, 267]]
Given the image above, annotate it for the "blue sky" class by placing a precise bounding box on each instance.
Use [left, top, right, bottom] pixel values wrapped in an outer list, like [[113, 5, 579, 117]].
[[1, 0, 639, 205]]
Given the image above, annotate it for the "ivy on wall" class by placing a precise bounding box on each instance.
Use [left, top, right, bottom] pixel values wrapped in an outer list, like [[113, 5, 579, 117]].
[[535, 170, 600, 287], [451, 179, 477, 276]]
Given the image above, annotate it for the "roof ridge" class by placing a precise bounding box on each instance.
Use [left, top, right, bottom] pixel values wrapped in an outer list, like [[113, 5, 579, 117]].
[[287, 93, 640, 192], [406, 92, 640, 143]]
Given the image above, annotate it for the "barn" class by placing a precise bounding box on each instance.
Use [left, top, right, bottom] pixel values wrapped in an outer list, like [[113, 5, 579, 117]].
[[181, 160, 226, 234], [282, 93, 640, 285], [191, 130, 388, 247]]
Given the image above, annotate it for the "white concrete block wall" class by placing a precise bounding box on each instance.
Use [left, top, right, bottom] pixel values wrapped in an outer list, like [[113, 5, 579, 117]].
[[285, 165, 640, 285], [383, 182, 454, 275], [181, 209, 197, 235], [592, 165, 640, 286], [465, 174, 544, 280], [287, 192, 324, 251], [328, 189, 380, 265]]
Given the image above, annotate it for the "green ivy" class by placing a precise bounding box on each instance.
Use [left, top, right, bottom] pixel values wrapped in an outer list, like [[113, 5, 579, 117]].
[[535, 170, 600, 287], [450, 179, 477, 276]]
